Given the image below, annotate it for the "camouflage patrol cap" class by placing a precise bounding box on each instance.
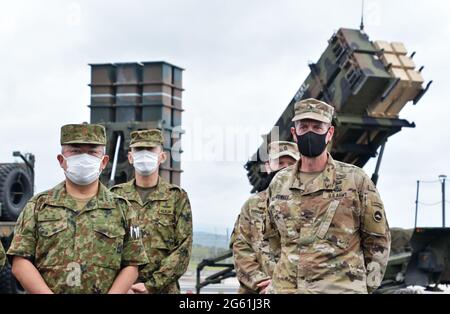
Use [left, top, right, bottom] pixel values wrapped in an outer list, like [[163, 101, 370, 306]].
[[60, 123, 106, 145], [292, 98, 334, 124], [130, 129, 164, 148], [268, 141, 300, 161]]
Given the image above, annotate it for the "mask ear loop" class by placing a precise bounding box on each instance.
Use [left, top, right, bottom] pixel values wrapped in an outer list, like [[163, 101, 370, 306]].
[[325, 127, 331, 145], [156, 150, 165, 165], [99, 155, 106, 171], [59, 154, 68, 172], [265, 162, 273, 174], [130, 151, 138, 165]]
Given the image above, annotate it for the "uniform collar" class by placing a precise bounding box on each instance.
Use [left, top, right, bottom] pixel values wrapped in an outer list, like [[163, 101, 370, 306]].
[[147, 177, 171, 201], [119, 179, 142, 205], [289, 153, 337, 195], [123, 176, 171, 205], [96, 183, 117, 209], [45, 181, 116, 211]]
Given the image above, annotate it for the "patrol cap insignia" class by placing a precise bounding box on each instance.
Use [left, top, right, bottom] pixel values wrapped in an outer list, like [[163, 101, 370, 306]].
[[373, 211, 383, 223]]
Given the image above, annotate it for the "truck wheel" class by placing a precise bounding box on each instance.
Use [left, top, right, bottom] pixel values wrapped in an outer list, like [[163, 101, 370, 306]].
[[0, 164, 33, 221], [0, 263, 25, 294]]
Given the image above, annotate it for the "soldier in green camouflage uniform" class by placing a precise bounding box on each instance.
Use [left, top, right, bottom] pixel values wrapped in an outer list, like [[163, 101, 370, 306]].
[[7, 124, 148, 294], [0, 241, 6, 270], [231, 141, 299, 294], [111, 129, 192, 294], [266, 99, 391, 294]]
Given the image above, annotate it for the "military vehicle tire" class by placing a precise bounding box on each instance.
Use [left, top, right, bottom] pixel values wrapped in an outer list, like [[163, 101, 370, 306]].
[[0, 263, 25, 294], [0, 164, 33, 221]]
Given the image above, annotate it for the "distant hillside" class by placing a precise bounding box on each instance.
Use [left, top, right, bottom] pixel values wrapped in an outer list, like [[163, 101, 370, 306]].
[[193, 231, 230, 249]]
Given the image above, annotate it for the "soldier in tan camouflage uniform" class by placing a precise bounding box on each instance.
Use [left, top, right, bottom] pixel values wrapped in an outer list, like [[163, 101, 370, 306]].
[[110, 129, 192, 294], [7, 124, 148, 294], [266, 98, 391, 294], [232, 142, 299, 293], [231, 141, 299, 294], [0, 241, 6, 270]]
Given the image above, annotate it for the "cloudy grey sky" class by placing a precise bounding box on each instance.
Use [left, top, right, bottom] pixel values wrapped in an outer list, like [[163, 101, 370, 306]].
[[1, 0, 449, 234]]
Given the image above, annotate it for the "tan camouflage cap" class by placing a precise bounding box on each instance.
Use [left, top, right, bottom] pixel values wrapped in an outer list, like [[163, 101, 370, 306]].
[[292, 98, 334, 124], [130, 129, 164, 148], [268, 141, 300, 161], [60, 123, 106, 145]]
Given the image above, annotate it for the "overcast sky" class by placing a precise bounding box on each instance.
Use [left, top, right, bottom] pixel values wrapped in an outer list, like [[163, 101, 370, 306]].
[[1, 0, 450, 234]]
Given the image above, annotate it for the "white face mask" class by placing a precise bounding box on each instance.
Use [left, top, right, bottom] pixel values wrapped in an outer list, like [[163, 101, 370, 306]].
[[132, 150, 159, 176], [63, 153, 103, 186]]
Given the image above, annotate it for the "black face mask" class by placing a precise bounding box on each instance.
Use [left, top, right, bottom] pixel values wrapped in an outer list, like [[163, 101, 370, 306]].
[[258, 168, 283, 192], [296, 130, 329, 158]]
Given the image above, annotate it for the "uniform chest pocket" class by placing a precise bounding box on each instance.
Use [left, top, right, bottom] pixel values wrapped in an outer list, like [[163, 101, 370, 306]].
[[94, 225, 125, 239], [150, 215, 176, 250], [36, 213, 69, 267], [92, 224, 126, 269], [270, 199, 299, 241], [322, 230, 351, 250], [154, 214, 174, 227], [38, 219, 68, 237], [318, 196, 359, 251], [37, 211, 68, 237], [158, 200, 175, 215], [153, 200, 175, 225]]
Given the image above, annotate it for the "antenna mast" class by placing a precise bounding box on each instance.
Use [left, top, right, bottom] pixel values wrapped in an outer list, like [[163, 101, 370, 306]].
[[360, 0, 365, 31]]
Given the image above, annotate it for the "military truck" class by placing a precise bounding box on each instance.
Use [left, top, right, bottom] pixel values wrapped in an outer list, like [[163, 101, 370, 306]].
[[196, 28, 444, 294], [0, 151, 34, 293]]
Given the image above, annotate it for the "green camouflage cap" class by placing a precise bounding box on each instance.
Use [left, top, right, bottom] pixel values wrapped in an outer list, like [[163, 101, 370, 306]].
[[60, 123, 106, 145], [292, 98, 334, 124], [268, 141, 300, 161], [130, 129, 164, 148]]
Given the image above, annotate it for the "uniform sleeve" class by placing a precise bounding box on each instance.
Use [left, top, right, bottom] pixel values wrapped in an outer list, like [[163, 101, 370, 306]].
[[7, 199, 38, 261], [120, 200, 149, 268], [359, 173, 391, 293], [0, 242, 6, 270], [145, 190, 193, 293], [229, 215, 240, 249], [232, 198, 271, 292]]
